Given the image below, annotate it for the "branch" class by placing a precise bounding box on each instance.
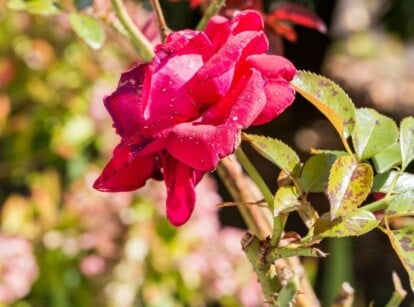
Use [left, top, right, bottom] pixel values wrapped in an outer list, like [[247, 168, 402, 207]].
[[111, 0, 154, 61]]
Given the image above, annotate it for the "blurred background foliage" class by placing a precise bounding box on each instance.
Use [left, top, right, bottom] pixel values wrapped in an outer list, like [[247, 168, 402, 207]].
[[0, 0, 414, 306]]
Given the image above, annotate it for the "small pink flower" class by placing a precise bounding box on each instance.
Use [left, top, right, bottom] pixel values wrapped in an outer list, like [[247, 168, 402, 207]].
[[94, 10, 296, 226]]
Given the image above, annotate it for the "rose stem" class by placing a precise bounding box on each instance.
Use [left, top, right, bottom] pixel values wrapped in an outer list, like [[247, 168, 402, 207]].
[[111, 0, 154, 61], [235, 147, 285, 246], [217, 155, 320, 306], [149, 0, 170, 42], [196, 0, 226, 31]]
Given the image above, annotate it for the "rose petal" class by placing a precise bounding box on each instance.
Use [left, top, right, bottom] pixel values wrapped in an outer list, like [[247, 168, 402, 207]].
[[205, 15, 231, 50], [201, 68, 266, 128], [166, 122, 240, 171], [162, 154, 200, 226], [252, 78, 295, 125], [189, 31, 267, 107], [94, 142, 157, 192], [245, 54, 296, 80], [231, 10, 264, 34]]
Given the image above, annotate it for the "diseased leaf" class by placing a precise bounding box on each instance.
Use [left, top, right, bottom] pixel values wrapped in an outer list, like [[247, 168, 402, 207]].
[[301, 153, 338, 193], [352, 108, 399, 161], [373, 171, 414, 193], [243, 133, 301, 178], [400, 116, 414, 170], [327, 155, 373, 219], [385, 225, 414, 291], [385, 192, 414, 216], [69, 13, 106, 50], [372, 142, 402, 173], [274, 185, 300, 216], [314, 209, 379, 238], [8, 0, 59, 15], [291, 71, 355, 153]]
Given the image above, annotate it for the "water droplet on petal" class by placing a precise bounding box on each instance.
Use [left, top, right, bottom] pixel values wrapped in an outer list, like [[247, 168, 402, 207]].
[[232, 116, 238, 121], [161, 88, 167, 93]]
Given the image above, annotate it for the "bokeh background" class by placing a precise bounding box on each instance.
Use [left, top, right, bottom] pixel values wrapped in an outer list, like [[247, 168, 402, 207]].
[[1, 0, 414, 306]]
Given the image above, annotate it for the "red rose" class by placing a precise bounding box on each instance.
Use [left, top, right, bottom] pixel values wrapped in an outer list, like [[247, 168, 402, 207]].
[[94, 10, 296, 225]]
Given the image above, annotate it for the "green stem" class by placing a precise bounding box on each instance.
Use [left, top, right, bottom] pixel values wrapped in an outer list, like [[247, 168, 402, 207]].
[[385, 272, 407, 307], [196, 0, 226, 30], [241, 233, 280, 304], [235, 147, 274, 209], [111, 0, 154, 61], [363, 195, 395, 213], [235, 147, 285, 247], [216, 157, 272, 239]]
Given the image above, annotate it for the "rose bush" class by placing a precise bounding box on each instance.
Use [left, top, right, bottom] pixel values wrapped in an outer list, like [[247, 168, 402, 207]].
[[94, 10, 296, 226]]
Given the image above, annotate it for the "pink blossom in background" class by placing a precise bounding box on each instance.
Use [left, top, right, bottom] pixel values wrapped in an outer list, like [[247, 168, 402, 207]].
[[94, 10, 296, 226], [0, 235, 38, 304]]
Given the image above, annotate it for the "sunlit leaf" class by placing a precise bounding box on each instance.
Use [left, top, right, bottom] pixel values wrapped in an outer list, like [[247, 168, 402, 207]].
[[352, 108, 399, 161], [373, 171, 414, 193], [385, 192, 414, 216], [69, 13, 106, 50], [243, 133, 301, 178], [372, 142, 402, 173], [314, 209, 379, 238], [301, 153, 339, 193], [8, 0, 59, 15], [327, 155, 373, 219], [400, 116, 414, 170], [385, 225, 414, 291], [274, 185, 300, 215], [291, 71, 355, 153]]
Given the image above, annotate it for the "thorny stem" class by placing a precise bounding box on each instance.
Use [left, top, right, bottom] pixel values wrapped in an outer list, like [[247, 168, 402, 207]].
[[217, 156, 320, 307], [196, 0, 226, 30], [111, 0, 154, 61], [149, 0, 170, 42]]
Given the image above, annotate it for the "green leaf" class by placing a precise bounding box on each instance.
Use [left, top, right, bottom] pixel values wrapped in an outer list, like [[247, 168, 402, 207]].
[[385, 192, 414, 216], [372, 142, 402, 173], [69, 13, 106, 50], [75, 0, 93, 9], [243, 133, 301, 178], [274, 186, 300, 215], [291, 71, 355, 153], [301, 153, 339, 192], [385, 225, 414, 291], [314, 209, 379, 238], [8, 0, 59, 15], [327, 155, 373, 219], [373, 171, 414, 193], [400, 116, 414, 170], [352, 108, 399, 161]]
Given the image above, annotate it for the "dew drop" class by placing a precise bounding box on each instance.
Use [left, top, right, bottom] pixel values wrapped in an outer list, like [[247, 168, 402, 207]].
[[161, 88, 167, 93], [232, 116, 238, 121]]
